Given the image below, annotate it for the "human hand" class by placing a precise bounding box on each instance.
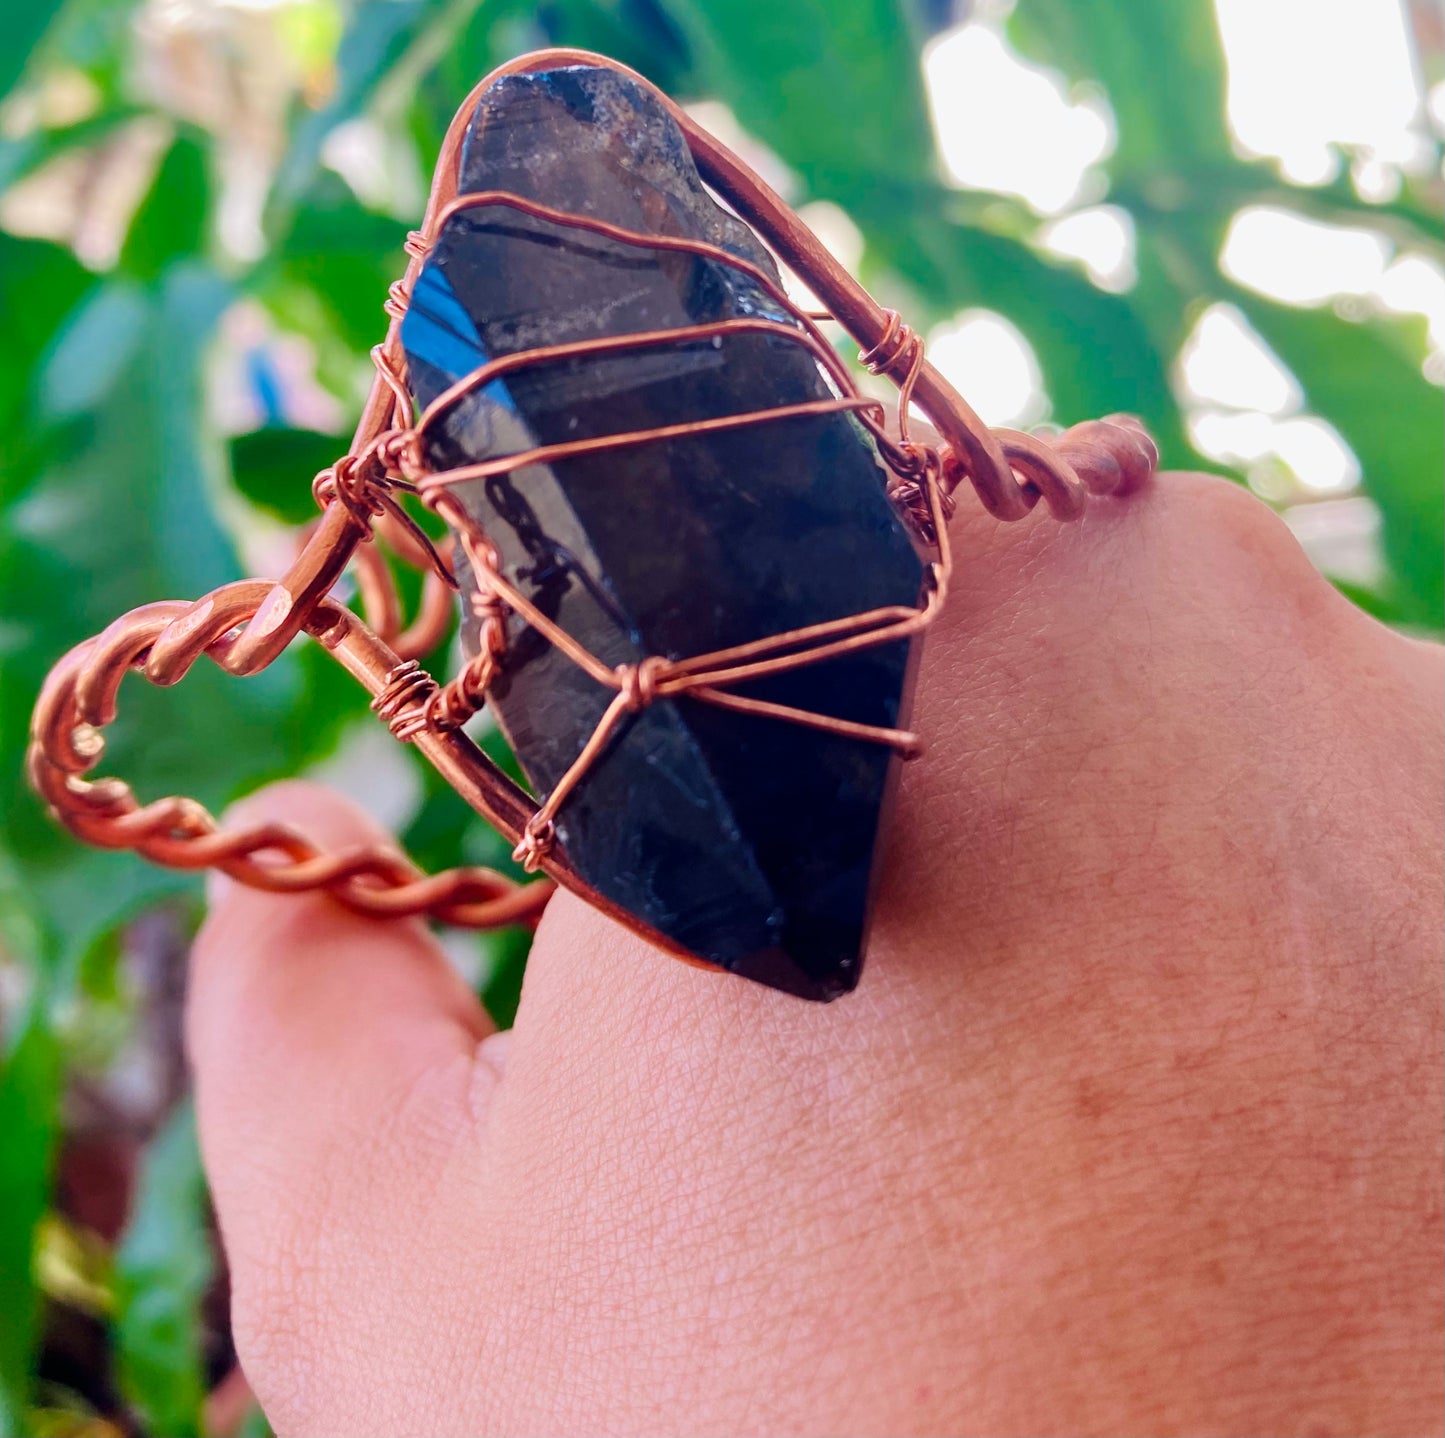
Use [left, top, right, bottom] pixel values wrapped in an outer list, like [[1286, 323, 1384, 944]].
[[190, 473, 1443, 1436]]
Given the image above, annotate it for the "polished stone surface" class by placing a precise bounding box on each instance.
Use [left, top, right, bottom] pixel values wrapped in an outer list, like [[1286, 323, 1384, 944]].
[[400, 64, 924, 1000]]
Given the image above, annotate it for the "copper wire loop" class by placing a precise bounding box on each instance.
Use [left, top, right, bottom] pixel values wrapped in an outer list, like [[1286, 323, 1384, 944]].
[[27, 46, 1159, 933]]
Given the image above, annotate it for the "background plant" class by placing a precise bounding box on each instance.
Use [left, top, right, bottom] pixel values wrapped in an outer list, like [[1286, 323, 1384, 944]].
[[1, 1, 1439, 1432]]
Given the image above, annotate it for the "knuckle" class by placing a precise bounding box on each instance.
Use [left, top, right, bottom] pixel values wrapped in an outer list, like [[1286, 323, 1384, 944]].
[[1157, 472, 1346, 617], [1169, 471, 1298, 563]]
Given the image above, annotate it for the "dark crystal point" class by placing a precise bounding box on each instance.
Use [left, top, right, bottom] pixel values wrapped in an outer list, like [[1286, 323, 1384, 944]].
[[400, 64, 925, 1000]]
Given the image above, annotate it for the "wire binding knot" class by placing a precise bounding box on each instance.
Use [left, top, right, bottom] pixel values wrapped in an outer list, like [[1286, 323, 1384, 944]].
[[858, 309, 921, 379], [888, 439, 930, 480], [616, 656, 668, 713], [370, 659, 439, 740], [470, 588, 509, 648], [312, 437, 457, 593], [512, 815, 556, 873], [384, 278, 413, 323], [375, 428, 420, 476], [887, 448, 954, 544], [420, 649, 497, 733]]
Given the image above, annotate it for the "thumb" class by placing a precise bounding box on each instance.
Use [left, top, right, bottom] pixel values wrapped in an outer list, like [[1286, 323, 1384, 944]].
[[187, 781, 496, 1298]]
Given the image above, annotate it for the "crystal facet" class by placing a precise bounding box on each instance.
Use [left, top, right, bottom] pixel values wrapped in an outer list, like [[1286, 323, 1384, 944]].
[[400, 64, 925, 1000]]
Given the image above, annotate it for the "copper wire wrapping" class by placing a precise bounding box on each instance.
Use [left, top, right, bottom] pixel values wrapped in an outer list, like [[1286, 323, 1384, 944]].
[[357, 190, 954, 868], [27, 46, 1160, 936]]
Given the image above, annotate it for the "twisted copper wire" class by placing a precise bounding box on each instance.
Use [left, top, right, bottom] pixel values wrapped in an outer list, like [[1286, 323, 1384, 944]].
[[28, 584, 552, 928], [26, 45, 1160, 939]]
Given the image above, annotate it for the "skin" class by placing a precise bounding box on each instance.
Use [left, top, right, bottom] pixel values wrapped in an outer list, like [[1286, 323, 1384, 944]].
[[189, 471, 1444, 1437]]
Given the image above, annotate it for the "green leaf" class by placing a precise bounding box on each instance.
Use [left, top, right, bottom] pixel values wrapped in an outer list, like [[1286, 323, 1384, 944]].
[[119, 132, 212, 280], [238, 1401, 276, 1438], [0, 0, 66, 102], [660, 0, 936, 195], [37, 279, 149, 421], [21, 0, 141, 104], [267, 180, 409, 356], [230, 426, 347, 524], [268, 0, 479, 227], [114, 1101, 211, 1438], [0, 1010, 62, 1435], [0, 235, 89, 489], [1239, 296, 1444, 628], [1007, 0, 1232, 175], [0, 261, 353, 970]]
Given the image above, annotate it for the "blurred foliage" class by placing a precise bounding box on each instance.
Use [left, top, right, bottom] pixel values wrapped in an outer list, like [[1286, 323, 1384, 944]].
[[0, 0, 1440, 1430]]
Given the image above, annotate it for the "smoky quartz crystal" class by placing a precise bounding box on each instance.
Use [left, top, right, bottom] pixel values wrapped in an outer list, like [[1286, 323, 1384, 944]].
[[401, 64, 925, 1000]]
